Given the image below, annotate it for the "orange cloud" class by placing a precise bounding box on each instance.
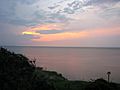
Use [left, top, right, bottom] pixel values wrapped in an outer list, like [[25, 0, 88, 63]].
[[22, 23, 65, 35], [30, 23, 64, 31], [32, 31, 87, 41], [86, 27, 120, 37], [22, 31, 39, 35], [22, 23, 120, 42], [32, 27, 120, 42]]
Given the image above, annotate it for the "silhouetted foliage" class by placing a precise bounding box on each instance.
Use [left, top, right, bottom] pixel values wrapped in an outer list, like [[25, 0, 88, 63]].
[[0, 47, 55, 90], [85, 78, 119, 90]]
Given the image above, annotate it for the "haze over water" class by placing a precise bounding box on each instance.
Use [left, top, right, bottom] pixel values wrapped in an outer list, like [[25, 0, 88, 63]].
[[6, 46, 120, 83]]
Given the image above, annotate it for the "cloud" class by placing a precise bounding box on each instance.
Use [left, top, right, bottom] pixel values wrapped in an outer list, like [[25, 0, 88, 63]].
[[34, 10, 70, 24], [48, 0, 120, 14], [36, 30, 65, 34], [99, 7, 120, 20], [67, 0, 82, 10], [48, 5, 60, 9], [32, 31, 86, 42], [85, 0, 120, 6], [22, 23, 82, 41], [48, 0, 83, 14], [22, 23, 66, 38], [12, 10, 68, 26], [0, 0, 120, 47], [18, 0, 39, 5], [0, 0, 70, 27], [63, 8, 75, 14], [23, 34, 40, 39], [0, 23, 29, 45], [22, 22, 120, 42]]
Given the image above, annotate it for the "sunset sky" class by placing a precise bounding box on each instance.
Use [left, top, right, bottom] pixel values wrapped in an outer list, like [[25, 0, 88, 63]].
[[0, 0, 120, 47]]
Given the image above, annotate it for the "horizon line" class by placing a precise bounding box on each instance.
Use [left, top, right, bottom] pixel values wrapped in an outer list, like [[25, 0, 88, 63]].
[[1, 45, 120, 49]]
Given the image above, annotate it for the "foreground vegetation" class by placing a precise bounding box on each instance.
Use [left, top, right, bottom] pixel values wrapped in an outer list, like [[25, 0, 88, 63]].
[[0, 47, 120, 90]]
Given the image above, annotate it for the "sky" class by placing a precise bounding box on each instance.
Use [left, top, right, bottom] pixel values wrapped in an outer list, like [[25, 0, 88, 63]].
[[0, 0, 120, 47]]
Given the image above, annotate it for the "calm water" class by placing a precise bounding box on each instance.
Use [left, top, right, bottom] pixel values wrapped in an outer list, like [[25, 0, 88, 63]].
[[5, 46, 120, 83]]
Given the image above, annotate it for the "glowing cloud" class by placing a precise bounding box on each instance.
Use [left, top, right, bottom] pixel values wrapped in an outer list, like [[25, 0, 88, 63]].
[[32, 31, 87, 41], [22, 23, 88, 41], [22, 31, 39, 35], [22, 23, 65, 35], [31, 23, 64, 31], [22, 24, 120, 42]]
